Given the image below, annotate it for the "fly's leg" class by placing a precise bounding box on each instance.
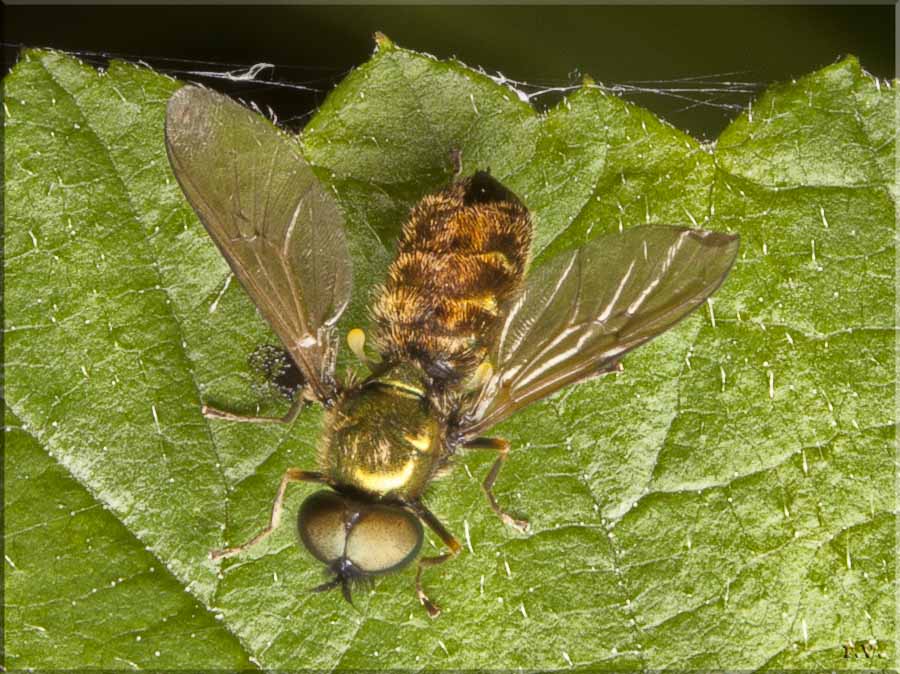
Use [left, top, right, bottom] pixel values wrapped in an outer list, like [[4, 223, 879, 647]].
[[210, 469, 327, 560], [450, 148, 463, 176], [202, 395, 307, 424], [463, 436, 530, 533], [204, 344, 313, 423], [411, 502, 461, 618]]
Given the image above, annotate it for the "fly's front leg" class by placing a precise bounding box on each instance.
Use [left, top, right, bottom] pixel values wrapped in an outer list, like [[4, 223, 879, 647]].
[[202, 395, 307, 424], [211, 469, 327, 560], [463, 436, 530, 533], [411, 502, 461, 618]]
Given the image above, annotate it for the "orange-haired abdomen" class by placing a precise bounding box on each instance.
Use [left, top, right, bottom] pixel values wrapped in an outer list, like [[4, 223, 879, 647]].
[[373, 171, 531, 383]]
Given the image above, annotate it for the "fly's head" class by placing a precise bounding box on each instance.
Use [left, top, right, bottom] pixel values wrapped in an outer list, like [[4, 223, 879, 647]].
[[298, 490, 423, 604]]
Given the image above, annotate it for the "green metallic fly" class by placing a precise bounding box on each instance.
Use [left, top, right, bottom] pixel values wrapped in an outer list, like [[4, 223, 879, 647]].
[[165, 84, 739, 616]]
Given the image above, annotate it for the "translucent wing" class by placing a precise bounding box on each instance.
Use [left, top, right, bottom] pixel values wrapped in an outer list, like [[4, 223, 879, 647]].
[[165, 85, 352, 404], [462, 225, 739, 437]]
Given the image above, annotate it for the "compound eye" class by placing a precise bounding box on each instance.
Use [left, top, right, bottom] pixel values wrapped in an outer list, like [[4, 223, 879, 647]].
[[345, 505, 423, 574], [297, 491, 348, 564]]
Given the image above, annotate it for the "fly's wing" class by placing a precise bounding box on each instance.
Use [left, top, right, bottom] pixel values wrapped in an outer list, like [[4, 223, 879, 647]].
[[165, 85, 352, 404], [461, 225, 739, 437]]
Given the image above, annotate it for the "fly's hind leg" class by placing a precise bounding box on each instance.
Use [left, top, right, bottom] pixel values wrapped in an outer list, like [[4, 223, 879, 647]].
[[210, 469, 327, 560], [410, 502, 461, 618], [464, 437, 530, 533], [450, 148, 463, 176], [202, 395, 308, 424]]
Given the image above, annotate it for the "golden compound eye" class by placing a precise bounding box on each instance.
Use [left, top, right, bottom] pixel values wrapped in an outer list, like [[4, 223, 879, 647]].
[[345, 506, 423, 574], [297, 491, 348, 564]]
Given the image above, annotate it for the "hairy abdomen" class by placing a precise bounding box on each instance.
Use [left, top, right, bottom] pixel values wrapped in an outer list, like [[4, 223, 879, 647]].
[[373, 172, 531, 382]]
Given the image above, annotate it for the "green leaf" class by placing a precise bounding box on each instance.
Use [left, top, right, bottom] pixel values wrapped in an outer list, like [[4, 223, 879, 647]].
[[4, 409, 253, 668], [4, 45, 895, 670]]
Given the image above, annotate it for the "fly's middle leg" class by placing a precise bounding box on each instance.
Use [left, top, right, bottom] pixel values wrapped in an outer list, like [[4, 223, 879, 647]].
[[463, 436, 530, 533]]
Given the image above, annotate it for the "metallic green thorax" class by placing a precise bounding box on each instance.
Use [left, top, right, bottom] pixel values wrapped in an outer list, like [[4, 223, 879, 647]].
[[319, 364, 444, 500]]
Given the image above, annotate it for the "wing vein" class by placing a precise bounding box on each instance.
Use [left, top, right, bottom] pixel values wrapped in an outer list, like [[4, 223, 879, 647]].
[[461, 225, 739, 437], [165, 86, 352, 405]]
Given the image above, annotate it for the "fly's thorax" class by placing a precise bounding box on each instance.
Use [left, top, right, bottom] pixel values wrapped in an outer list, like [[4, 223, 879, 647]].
[[319, 372, 444, 499]]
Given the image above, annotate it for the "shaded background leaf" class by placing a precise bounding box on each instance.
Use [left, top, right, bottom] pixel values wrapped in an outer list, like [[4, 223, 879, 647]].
[[4, 41, 894, 671], [4, 409, 253, 669]]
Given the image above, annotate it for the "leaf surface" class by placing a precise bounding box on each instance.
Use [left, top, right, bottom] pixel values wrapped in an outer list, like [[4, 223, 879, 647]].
[[4, 46, 895, 670]]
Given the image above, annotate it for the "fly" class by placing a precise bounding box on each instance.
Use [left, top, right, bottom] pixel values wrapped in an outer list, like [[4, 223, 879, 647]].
[[165, 85, 739, 617]]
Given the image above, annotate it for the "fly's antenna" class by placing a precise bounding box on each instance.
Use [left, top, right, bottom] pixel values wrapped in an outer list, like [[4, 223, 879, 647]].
[[341, 578, 354, 605], [311, 576, 342, 594], [311, 574, 355, 605]]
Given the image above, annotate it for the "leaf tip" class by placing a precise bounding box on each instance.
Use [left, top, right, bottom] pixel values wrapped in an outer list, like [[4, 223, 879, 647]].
[[835, 53, 861, 70], [373, 32, 395, 52], [581, 73, 596, 88], [822, 53, 865, 82]]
